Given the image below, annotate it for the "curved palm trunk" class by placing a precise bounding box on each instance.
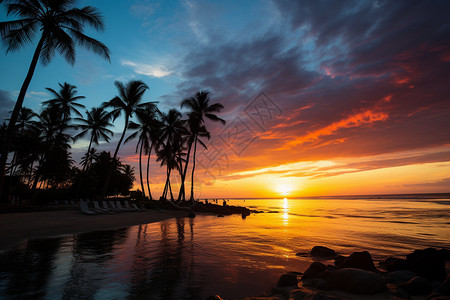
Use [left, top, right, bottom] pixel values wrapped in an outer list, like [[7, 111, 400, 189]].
[[190, 135, 198, 201], [162, 166, 170, 199], [0, 35, 45, 201], [178, 139, 193, 201], [138, 140, 146, 199], [102, 115, 129, 198], [146, 142, 154, 200]]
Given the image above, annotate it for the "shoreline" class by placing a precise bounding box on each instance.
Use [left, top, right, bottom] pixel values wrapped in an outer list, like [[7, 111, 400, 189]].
[[0, 209, 187, 251]]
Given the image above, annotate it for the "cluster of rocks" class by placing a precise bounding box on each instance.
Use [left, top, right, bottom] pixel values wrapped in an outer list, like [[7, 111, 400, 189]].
[[274, 246, 450, 300], [208, 246, 450, 300]]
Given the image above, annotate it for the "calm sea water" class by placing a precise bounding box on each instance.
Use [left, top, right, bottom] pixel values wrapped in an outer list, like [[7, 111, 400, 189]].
[[0, 197, 449, 299]]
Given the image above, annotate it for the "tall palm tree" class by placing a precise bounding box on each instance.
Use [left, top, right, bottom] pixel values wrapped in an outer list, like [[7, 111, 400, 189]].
[[0, 0, 110, 199], [179, 91, 225, 201], [43, 82, 86, 133], [158, 109, 186, 200], [101, 80, 155, 197], [73, 107, 113, 170], [125, 105, 159, 200]]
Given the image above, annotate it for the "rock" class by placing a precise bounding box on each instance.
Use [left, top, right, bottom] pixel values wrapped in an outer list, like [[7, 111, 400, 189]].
[[302, 262, 328, 280], [399, 276, 432, 295], [320, 268, 387, 294], [386, 270, 417, 284], [305, 291, 343, 300], [438, 248, 450, 261], [303, 278, 332, 291], [379, 257, 409, 272], [205, 295, 223, 300], [426, 292, 450, 300], [341, 251, 378, 272], [393, 287, 411, 299], [406, 248, 446, 281], [217, 214, 224, 217], [438, 273, 450, 295], [277, 273, 298, 288], [310, 246, 336, 259], [188, 212, 196, 218], [289, 288, 343, 300], [333, 255, 346, 267]]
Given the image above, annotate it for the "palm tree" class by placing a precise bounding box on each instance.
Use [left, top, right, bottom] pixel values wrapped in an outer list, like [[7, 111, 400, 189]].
[[8, 107, 38, 175], [43, 82, 86, 133], [31, 106, 72, 195], [158, 109, 186, 200], [80, 147, 98, 170], [179, 91, 225, 201], [101, 80, 155, 197], [74, 107, 113, 169], [0, 0, 110, 199], [125, 105, 159, 200]]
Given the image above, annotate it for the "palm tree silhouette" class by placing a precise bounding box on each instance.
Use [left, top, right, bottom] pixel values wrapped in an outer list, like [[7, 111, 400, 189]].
[[43, 82, 86, 134], [8, 107, 38, 175], [74, 107, 113, 170], [101, 80, 155, 198], [0, 0, 110, 199], [180, 91, 225, 201], [158, 109, 186, 200], [126, 105, 160, 200]]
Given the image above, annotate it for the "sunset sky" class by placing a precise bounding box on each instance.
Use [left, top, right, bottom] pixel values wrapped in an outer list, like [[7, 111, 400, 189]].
[[1, 0, 449, 198]]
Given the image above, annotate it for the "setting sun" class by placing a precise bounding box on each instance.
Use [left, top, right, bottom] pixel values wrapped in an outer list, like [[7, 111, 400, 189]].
[[277, 183, 293, 196]]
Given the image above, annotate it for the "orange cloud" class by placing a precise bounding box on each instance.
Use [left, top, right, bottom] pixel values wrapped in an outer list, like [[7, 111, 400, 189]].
[[281, 110, 389, 149]]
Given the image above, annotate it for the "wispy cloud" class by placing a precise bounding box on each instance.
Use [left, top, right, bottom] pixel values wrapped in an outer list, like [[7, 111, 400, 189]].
[[281, 109, 389, 150], [121, 59, 171, 77]]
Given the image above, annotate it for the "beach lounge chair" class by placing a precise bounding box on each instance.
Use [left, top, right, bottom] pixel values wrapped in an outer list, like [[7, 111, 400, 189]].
[[102, 201, 121, 212], [115, 200, 133, 211], [124, 200, 139, 211], [93, 200, 113, 214], [130, 202, 146, 211], [80, 199, 96, 215]]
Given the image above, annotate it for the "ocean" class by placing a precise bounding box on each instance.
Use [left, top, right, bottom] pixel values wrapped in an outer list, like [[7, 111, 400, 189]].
[[0, 195, 449, 299]]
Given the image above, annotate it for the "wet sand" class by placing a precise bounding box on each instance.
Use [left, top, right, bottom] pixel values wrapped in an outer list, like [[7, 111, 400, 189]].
[[0, 209, 186, 251]]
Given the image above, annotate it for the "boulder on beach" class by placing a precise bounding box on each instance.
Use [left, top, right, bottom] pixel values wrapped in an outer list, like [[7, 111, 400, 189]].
[[302, 262, 328, 280], [320, 268, 387, 294], [289, 288, 343, 300], [205, 295, 223, 300], [386, 270, 417, 284], [341, 251, 378, 272], [379, 257, 409, 272], [406, 248, 446, 281], [438, 273, 450, 295], [310, 246, 336, 259], [426, 292, 450, 300], [277, 273, 299, 288], [398, 276, 432, 295], [333, 255, 346, 267]]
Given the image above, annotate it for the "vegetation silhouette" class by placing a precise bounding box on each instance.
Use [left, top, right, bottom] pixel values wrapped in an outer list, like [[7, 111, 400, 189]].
[[101, 80, 156, 199], [0, 3, 226, 204], [0, 0, 110, 200]]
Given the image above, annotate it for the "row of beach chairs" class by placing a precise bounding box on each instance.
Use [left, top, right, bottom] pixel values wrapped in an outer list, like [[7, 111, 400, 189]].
[[79, 199, 146, 215]]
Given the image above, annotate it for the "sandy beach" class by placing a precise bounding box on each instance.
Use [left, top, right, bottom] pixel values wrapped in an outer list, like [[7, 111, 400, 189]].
[[0, 208, 186, 251]]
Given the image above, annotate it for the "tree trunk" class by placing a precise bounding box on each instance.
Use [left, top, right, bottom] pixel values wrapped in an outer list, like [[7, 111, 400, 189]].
[[146, 142, 153, 200], [138, 140, 146, 199], [190, 135, 198, 201], [102, 115, 129, 198], [178, 138, 193, 201], [168, 168, 173, 200], [0, 34, 45, 201]]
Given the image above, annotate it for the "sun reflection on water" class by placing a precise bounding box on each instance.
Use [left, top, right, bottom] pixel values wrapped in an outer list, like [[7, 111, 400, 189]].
[[282, 198, 289, 226]]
